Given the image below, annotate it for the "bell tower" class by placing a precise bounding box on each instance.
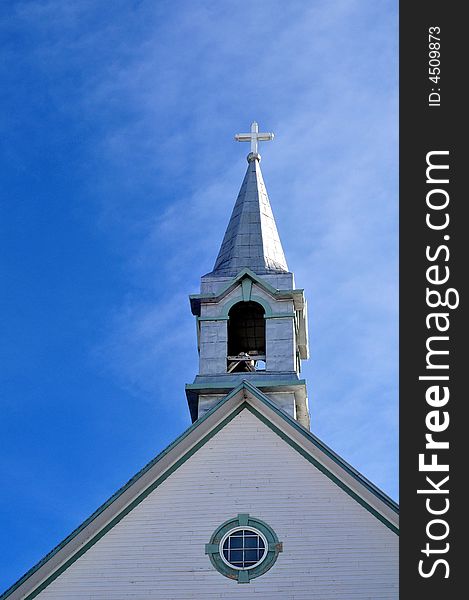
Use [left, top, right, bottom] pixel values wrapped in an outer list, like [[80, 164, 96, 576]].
[[186, 122, 310, 428]]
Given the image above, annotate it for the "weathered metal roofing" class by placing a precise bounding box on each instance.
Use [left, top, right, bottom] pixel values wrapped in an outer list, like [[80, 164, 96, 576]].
[[209, 155, 289, 277]]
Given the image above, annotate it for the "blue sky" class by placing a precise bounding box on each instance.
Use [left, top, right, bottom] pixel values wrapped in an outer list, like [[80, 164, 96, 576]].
[[0, 0, 398, 590]]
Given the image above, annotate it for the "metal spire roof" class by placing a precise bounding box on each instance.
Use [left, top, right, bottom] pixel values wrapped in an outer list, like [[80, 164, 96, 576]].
[[209, 150, 289, 278]]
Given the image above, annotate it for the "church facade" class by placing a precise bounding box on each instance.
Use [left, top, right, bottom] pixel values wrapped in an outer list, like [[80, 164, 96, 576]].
[[2, 123, 398, 600]]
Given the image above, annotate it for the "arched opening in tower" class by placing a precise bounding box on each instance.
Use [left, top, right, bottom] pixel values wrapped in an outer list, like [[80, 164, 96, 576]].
[[227, 301, 266, 372]]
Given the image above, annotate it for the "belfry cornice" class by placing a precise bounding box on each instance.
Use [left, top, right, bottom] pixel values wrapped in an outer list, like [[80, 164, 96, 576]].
[[189, 268, 305, 316]]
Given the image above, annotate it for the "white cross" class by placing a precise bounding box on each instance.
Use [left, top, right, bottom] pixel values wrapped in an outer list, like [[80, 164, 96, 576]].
[[235, 121, 274, 155]]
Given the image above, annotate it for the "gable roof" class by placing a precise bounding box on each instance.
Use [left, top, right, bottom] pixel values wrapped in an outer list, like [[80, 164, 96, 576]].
[[1, 381, 398, 600]]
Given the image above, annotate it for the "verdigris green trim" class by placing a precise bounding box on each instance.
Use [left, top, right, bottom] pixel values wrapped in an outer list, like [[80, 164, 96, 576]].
[[220, 296, 273, 318], [241, 278, 252, 301], [250, 295, 272, 316], [244, 403, 399, 536], [190, 270, 305, 317], [238, 571, 249, 583], [239, 381, 399, 515], [191, 268, 304, 306], [197, 300, 293, 322], [197, 316, 229, 322], [209, 269, 304, 302], [2, 405, 246, 600], [238, 513, 249, 526], [185, 379, 306, 391], [205, 513, 282, 583], [3, 379, 398, 600], [214, 269, 279, 298]]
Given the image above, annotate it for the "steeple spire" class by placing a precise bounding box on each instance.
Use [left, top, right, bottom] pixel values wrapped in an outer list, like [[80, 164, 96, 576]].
[[209, 122, 288, 277], [187, 122, 310, 429]]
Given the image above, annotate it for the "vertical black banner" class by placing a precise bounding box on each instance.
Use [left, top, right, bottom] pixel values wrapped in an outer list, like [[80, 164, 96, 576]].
[[400, 2, 464, 598]]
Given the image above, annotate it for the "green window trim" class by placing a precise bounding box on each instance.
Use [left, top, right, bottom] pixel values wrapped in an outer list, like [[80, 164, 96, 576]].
[[220, 296, 273, 318], [205, 514, 282, 583]]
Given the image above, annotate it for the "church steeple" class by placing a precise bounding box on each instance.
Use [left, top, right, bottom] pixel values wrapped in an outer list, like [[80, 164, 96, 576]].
[[209, 123, 288, 277], [186, 122, 310, 429]]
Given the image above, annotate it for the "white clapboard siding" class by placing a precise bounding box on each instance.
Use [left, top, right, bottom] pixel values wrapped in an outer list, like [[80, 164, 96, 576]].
[[35, 409, 398, 599]]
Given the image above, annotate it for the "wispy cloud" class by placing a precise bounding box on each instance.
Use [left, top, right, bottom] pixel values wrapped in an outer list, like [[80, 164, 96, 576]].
[[6, 0, 398, 498]]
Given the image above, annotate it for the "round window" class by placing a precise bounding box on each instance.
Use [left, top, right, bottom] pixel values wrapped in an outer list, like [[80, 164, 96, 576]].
[[205, 514, 282, 584], [220, 527, 268, 570]]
